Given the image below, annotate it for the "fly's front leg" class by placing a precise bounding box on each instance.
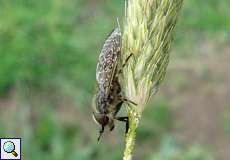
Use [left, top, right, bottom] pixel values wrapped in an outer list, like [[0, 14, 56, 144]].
[[97, 125, 104, 141], [109, 123, 114, 131], [111, 98, 136, 134], [108, 101, 123, 132], [114, 116, 129, 133], [113, 101, 123, 116]]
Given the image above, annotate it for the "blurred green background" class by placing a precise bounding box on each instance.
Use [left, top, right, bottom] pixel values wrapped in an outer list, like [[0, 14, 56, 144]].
[[0, 0, 229, 159]]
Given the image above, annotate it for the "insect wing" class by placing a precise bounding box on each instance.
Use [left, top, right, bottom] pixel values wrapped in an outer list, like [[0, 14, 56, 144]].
[[96, 28, 121, 94]]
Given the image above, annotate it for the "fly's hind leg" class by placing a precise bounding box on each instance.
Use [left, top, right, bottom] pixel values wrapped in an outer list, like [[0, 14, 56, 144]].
[[121, 97, 137, 106], [118, 53, 135, 74], [121, 53, 134, 68]]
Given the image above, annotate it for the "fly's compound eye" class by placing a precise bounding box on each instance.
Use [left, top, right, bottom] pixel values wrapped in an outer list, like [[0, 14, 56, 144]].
[[92, 112, 109, 126]]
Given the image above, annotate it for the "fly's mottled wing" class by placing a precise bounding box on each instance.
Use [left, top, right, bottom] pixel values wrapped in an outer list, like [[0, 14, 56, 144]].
[[96, 28, 121, 94]]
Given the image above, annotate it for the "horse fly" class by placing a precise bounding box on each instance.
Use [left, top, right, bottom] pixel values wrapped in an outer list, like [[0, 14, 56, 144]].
[[93, 28, 136, 141]]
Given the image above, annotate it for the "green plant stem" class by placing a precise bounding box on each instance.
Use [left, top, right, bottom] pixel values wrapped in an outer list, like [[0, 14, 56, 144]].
[[123, 107, 140, 160]]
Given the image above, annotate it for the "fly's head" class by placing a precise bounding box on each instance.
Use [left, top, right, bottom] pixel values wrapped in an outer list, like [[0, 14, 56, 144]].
[[92, 112, 109, 126], [93, 90, 109, 126]]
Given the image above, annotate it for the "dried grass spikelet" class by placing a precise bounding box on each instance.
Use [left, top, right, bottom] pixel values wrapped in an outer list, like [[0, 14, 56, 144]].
[[121, 0, 183, 159]]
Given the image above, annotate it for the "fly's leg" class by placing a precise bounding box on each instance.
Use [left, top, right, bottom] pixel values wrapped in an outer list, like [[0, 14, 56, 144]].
[[121, 53, 134, 68], [113, 101, 123, 116], [114, 116, 129, 133], [121, 97, 137, 106], [113, 102, 132, 134], [109, 102, 123, 132], [118, 53, 134, 74], [109, 123, 114, 131], [97, 125, 104, 141], [111, 99, 135, 134]]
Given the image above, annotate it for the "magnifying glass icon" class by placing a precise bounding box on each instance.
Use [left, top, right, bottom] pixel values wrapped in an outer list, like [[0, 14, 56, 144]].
[[3, 141, 18, 157]]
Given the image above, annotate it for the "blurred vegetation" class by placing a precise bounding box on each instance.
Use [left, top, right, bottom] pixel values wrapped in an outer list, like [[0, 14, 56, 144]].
[[148, 136, 214, 160], [0, 0, 229, 159]]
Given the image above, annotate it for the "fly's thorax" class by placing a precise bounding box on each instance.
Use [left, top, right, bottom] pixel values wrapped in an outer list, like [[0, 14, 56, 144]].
[[111, 77, 121, 95], [95, 88, 121, 115]]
